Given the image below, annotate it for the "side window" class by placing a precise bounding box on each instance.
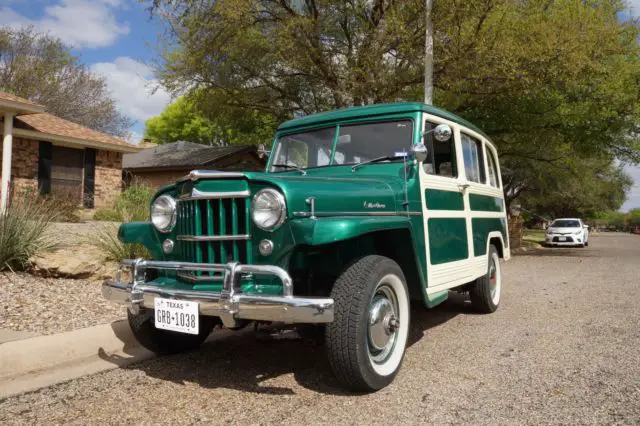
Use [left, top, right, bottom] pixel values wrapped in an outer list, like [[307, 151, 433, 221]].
[[424, 121, 456, 178], [461, 133, 485, 184], [486, 146, 500, 188]]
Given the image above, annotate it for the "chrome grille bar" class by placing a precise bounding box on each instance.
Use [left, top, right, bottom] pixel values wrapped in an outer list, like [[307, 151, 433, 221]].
[[177, 234, 250, 242]]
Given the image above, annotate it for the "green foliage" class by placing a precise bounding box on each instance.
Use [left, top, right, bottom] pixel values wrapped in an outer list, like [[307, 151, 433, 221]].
[[0, 195, 57, 271], [93, 184, 155, 223], [517, 157, 633, 219], [628, 209, 640, 227], [90, 223, 150, 262], [144, 91, 277, 146], [147, 0, 640, 215], [90, 184, 155, 261]]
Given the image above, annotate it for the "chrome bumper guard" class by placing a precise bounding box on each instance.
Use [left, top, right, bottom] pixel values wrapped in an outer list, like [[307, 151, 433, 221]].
[[102, 259, 334, 328]]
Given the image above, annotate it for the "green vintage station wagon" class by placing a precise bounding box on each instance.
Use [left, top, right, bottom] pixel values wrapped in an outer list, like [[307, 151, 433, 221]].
[[103, 103, 510, 392]]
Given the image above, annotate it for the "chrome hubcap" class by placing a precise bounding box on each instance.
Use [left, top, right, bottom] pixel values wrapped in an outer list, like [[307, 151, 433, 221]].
[[489, 259, 498, 299], [368, 284, 399, 362]]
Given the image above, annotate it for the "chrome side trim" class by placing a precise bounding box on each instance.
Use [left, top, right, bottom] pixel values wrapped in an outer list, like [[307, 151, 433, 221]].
[[293, 211, 423, 217], [178, 170, 246, 182], [179, 188, 250, 200], [177, 234, 251, 242]]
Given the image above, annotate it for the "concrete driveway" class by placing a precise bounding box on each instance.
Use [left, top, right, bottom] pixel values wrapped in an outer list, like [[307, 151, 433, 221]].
[[1, 233, 639, 424]]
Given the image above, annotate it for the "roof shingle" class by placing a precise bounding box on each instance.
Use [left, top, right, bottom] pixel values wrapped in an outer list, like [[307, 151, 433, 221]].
[[0, 92, 43, 107], [16, 112, 136, 150], [123, 141, 258, 169]]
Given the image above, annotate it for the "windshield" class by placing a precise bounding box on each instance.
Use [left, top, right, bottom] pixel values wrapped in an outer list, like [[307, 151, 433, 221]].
[[270, 120, 413, 172], [551, 220, 581, 228]]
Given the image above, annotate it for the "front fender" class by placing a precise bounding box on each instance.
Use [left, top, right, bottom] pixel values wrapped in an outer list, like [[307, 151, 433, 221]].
[[118, 222, 164, 259], [289, 216, 412, 246]]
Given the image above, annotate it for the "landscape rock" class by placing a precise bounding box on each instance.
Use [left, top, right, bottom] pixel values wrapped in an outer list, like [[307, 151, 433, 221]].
[[30, 244, 109, 280]]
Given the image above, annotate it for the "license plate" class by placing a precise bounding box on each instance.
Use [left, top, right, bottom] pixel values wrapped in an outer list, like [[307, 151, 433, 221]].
[[154, 298, 199, 335], [558, 236, 567, 241]]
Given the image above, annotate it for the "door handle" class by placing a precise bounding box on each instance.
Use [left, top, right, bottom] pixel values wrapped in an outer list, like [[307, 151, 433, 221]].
[[458, 183, 470, 191]]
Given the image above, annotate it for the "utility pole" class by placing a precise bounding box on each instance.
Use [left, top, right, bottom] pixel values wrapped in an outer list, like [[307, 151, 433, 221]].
[[424, 0, 433, 105]]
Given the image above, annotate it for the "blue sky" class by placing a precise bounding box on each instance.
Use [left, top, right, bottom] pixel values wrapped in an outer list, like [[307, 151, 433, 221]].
[[1, 0, 639, 210]]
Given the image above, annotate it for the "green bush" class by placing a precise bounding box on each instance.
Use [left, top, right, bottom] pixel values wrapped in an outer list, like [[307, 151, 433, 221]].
[[0, 195, 58, 271], [90, 223, 150, 262], [93, 184, 155, 222], [92, 208, 121, 222], [90, 185, 155, 261]]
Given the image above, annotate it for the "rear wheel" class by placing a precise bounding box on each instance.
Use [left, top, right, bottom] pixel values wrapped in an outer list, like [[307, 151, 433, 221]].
[[128, 308, 216, 355], [325, 255, 410, 392], [469, 245, 501, 313]]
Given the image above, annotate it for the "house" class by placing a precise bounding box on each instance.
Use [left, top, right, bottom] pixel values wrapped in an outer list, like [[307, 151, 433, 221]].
[[122, 141, 265, 188], [0, 92, 140, 211]]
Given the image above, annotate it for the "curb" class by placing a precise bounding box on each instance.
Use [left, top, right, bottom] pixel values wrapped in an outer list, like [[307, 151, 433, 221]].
[[0, 320, 154, 400]]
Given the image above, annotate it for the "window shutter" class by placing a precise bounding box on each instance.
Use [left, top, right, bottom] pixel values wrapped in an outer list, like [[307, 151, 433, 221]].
[[83, 148, 96, 208], [38, 142, 52, 195]]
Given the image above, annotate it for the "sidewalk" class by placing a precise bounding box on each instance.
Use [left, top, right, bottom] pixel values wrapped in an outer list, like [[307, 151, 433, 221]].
[[0, 320, 154, 400]]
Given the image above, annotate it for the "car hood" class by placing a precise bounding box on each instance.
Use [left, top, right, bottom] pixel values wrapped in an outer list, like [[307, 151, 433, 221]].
[[175, 168, 414, 218], [251, 172, 408, 218]]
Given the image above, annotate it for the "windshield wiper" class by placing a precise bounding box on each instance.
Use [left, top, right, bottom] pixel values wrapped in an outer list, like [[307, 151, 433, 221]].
[[351, 154, 407, 172], [271, 163, 307, 175]]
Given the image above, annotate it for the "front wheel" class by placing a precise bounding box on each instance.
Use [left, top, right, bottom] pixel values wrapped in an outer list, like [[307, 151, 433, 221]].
[[325, 255, 410, 392], [128, 308, 216, 355]]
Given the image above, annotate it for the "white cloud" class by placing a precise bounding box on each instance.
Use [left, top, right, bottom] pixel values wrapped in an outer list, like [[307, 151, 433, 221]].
[[0, 0, 129, 49], [91, 56, 171, 125], [628, 0, 640, 16]]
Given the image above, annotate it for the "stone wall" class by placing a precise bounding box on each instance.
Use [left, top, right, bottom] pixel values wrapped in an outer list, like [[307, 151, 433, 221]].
[[0, 137, 39, 196], [94, 149, 123, 208]]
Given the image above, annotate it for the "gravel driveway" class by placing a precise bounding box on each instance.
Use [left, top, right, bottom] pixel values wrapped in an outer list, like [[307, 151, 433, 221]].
[[1, 233, 639, 424]]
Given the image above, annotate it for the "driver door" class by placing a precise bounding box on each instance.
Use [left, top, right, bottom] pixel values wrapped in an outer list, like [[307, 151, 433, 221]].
[[418, 115, 476, 294]]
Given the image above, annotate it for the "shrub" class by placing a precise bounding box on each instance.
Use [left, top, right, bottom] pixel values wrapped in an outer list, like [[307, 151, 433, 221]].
[[93, 184, 155, 223], [90, 223, 150, 262], [0, 195, 58, 271]]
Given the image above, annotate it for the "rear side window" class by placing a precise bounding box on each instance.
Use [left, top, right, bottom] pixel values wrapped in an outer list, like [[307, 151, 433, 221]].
[[486, 146, 500, 188], [461, 133, 485, 184]]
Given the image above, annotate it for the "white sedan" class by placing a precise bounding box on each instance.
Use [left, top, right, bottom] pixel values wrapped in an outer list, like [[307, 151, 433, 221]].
[[545, 218, 589, 247]]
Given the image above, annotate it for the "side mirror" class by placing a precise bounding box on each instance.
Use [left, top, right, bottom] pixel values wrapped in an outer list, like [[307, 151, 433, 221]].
[[423, 123, 452, 142], [410, 143, 428, 163], [257, 143, 270, 159], [433, 124, 452, 142]]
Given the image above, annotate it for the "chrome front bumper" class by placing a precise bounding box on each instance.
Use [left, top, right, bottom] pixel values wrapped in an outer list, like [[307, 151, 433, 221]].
[[102, 259, 334, 328]]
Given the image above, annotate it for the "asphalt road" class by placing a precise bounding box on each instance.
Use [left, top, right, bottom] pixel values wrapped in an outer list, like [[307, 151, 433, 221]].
[[2, 233, 639, 425]]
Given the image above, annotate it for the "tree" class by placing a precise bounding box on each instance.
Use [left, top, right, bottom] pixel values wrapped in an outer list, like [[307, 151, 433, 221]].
[[144, 90, 277, 145], [628, 208, 640, 227], [147, 0, 640, 213], [0, 26, 132, 137]]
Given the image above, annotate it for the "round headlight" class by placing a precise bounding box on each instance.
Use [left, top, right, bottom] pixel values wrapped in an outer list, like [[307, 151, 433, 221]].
[[151, 195, 177, 233], [251, 188, 286, 230]]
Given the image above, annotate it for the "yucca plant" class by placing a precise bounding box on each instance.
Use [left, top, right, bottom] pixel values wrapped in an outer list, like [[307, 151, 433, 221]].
[[0, 194, 58, 271], [90, 222, 150, 262], [90, 184, 154, 261]]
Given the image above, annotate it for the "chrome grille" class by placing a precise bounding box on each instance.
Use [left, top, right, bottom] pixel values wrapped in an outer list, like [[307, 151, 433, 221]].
[[176, 194, 252, 282]]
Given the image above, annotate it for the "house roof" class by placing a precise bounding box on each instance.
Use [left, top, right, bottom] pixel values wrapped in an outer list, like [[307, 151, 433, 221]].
[[123, 141, 259, 170], [0, 92, 45, 115], [15, 112, 139, 153]]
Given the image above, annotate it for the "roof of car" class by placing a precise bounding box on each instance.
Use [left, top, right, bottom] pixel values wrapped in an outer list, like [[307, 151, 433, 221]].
[[277, 102, 489, 138]]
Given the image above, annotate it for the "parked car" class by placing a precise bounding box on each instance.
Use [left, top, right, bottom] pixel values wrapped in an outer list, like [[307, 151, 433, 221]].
[[631, 226, 640, 234], [102, 102, 510, 392], [545, 218, 589, 247]]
